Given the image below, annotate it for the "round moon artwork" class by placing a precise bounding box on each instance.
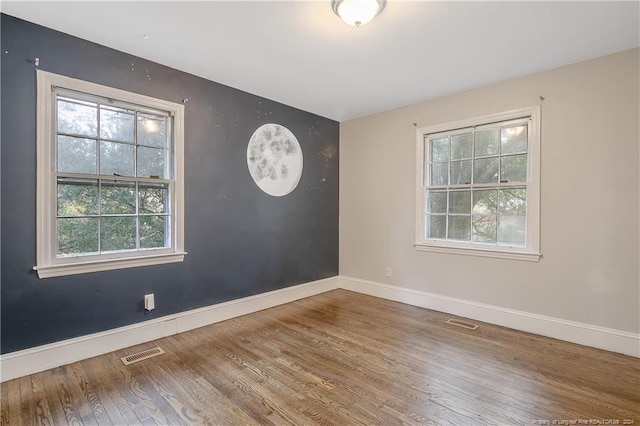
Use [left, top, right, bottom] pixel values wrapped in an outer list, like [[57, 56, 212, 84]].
[[247, 123, 303, 197]]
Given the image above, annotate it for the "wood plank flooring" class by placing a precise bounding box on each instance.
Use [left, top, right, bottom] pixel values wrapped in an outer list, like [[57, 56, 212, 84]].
[[2, 289, 639, 425]]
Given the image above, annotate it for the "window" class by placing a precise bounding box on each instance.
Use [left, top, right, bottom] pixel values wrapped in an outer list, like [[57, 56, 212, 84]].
[[35, 71, 185, 278], [415, 107, 540, 261]]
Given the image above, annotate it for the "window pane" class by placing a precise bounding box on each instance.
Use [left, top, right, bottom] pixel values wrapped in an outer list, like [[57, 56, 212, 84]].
[[451, 133, 472, 160], [448, 216, 471, 241], [472, 189, 497, 214], [418, 113, 534, 251], [427, 190, 447, 214], [430, 137, 449, 162], [140, 183, 169, 214], [57, 136, 97, 174], [137, 114, 168, 148], [140, 215, 168, 249], [424, 140, 429, 175], [498, 216, 526, 246], [449, 190, 471, 214], [473, 157, 499, 183], [100, 217, 136, 252], [499, 188, 526, 215], [501, 126, 527, 154], [101, 181, 136, 214], [57, 178, 98, 216], [472, 215, 497, 243], [427, 215, 446, 239], [100, 141, 135, 176], [100, 107, 134, 142], [474, 129, 499, 157], [138, 147, 168, 178], [501, 154, 527, 183], [57, 217, 98, 256], [450, 160, 471, 185], [430, 162, 448, 185], [57, 99, 97, 137]]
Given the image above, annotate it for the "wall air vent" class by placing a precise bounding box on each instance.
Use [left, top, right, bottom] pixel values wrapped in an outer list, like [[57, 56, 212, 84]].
[[120, 346, 165, 365], [446, 318, 479, 331]]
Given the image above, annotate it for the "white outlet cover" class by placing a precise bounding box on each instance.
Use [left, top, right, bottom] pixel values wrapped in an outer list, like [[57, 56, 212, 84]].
[[144, 294, 155, 311]]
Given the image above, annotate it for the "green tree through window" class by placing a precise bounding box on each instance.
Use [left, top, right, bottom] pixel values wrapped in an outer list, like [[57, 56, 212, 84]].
[[36, 71, 185, 278], [415, 107, 540, 261], [55, 95, 171, 256]]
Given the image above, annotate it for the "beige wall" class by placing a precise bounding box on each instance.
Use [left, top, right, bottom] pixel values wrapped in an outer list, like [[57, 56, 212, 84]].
[[340, 48, 640, 333]]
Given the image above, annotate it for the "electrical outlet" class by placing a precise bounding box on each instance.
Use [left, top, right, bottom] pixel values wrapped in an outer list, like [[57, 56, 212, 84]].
[[385, 267, 392, 277], [144, 294, 155, 311]]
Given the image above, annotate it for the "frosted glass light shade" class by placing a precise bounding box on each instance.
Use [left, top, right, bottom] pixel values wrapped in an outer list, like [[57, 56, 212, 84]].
[[332, 0, 386, 27]]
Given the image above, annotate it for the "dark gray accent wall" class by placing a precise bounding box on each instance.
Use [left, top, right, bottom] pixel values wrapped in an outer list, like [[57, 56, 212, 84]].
[[0, 14, 339, 354]]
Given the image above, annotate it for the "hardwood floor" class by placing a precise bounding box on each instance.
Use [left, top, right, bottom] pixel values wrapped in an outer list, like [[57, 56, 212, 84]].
[[2, 289, 639, 425]]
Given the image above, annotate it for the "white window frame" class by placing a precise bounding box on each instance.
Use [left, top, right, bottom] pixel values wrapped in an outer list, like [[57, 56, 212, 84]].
[[415, 107, 541, 262], [35, 70, 186, 278]]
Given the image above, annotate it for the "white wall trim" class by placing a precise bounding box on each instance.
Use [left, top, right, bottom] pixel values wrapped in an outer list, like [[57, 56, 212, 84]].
[[0, 276, 339, 382], [4, 274, 637, 382], [35, 70, 186, 279], [339, 276, 640, 358], [414, 107, 541, 261]]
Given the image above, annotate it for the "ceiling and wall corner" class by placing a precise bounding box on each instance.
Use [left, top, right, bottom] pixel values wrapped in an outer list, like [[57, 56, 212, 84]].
[[1, 1, 638, 122]]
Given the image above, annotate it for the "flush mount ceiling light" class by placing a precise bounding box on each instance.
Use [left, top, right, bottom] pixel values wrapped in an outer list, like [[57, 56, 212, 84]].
[[332, 0, 386, 27]]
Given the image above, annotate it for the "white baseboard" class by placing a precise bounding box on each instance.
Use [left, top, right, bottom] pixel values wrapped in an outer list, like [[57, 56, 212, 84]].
[[3, 274, 637, 382], [339, 276, 640, 358], [0, 276, 340, 382]]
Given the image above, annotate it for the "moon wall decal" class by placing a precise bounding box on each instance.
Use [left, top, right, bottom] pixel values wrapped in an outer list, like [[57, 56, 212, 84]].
[[247, 123, 303, 197]]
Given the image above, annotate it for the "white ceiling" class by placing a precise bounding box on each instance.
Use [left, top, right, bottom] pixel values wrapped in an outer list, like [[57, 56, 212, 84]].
[[2, 1, 639, 121]]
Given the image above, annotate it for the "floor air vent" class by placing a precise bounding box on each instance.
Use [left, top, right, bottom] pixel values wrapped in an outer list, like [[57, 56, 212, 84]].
[[446, 319, 479, 330], [120, 346, 165, 365]]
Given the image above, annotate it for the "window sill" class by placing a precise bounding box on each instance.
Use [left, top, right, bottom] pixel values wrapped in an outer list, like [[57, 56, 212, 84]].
[[34, 252, 187, 278], [414, 242, 541, 262]]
